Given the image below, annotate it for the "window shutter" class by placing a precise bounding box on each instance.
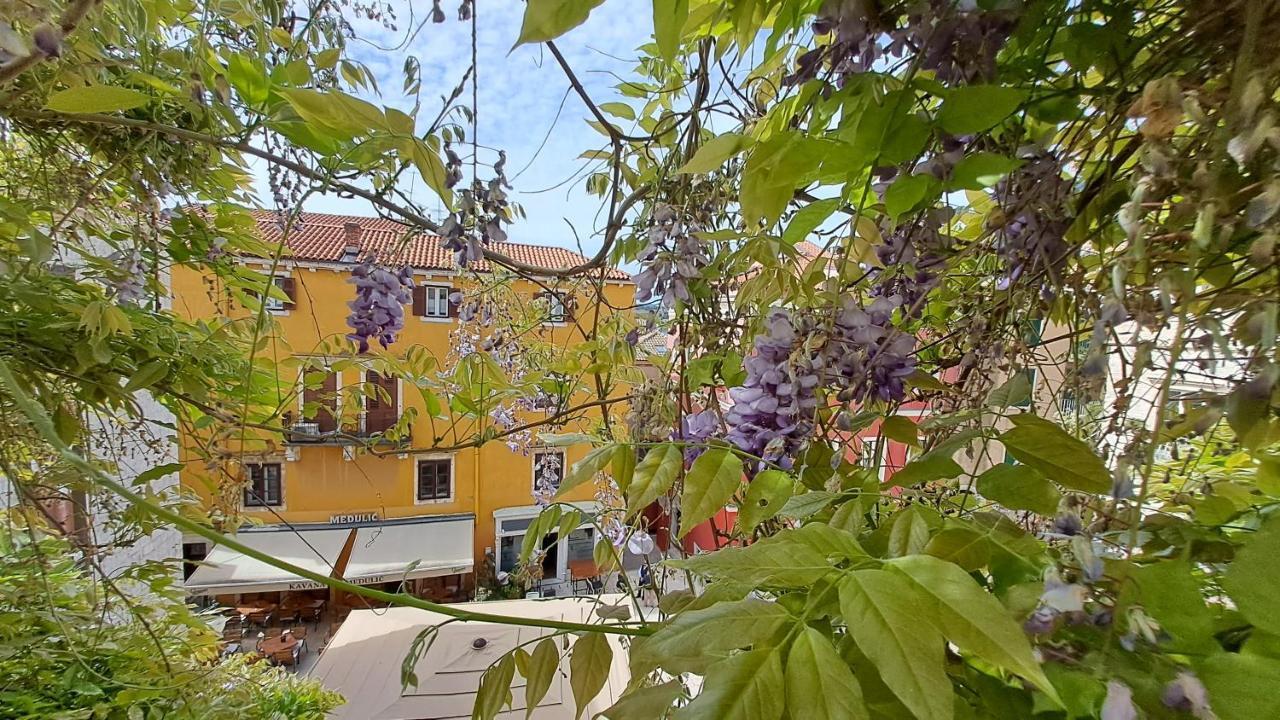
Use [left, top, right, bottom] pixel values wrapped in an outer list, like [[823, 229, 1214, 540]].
[[279, 277, 296, 309], [564, 293, 576, 321], [448, 289, 460, 318], [364, 370, 398, 434], [303, 372, 339, 433], [411, 285, 427, 317], [267, 466, 281, 504]]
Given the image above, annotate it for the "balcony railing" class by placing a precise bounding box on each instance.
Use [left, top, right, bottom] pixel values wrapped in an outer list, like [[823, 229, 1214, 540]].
[[281, 418, 409, 447]]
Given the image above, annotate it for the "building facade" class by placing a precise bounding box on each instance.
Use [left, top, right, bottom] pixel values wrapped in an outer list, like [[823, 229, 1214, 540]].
[[171, 212, 633, 601]]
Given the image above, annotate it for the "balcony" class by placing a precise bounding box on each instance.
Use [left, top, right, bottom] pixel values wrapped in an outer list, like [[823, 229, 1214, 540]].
[[282, 417, 409, 449]]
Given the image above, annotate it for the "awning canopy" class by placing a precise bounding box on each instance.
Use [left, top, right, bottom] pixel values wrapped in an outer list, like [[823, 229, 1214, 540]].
[[310, 596, 631, 719], [185, 515, 474, 596]]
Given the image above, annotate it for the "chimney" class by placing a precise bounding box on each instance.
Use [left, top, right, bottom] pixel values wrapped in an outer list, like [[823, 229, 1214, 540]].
[[340, 222, 362, 262]]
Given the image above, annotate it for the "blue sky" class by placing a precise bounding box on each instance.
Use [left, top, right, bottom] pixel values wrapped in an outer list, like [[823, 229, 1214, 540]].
[[257, 1, 652, 258]]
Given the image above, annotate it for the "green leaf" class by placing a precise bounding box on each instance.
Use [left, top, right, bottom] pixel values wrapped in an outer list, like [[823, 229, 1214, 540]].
[[472, 653, 515, 720], [888, 451, 963, 488], [132, 462, 186, 487], [558, 444, 617, 497], [839, 570, 953, 720], [948, 152, 1022, 190], [786, 626, 869, 720], [1199, 652, 1280, 720], [936, 85, 1026, 135], [888, 555, 1059, 705], [569, 633, 612, 719], [999, 414, 1111, 493], [523, 638, 559, 718], [627, 444, 682, 515], [1222, 517, 1280, 637], [600, 102, 636, 120], [679, 448, 743, 537], [411, 139, 454, 209], [783, 198, 841, 246], [600, 681, 683, 720], [652, 0, 689, 61], [46, 86, 150, 114], [736, 469, 794, 534], [778, 490, 836, 519], [635, 599, 792, 674], [515, 0, 605, 45], [881, 416, 920, 446], [673, 648, 785, 720], [975, 465, 1061, 515], [1132, 561, 1216, 654], [924, 527, 990, 571], [612, 444, 636, 493], [884, 174, 933, 221], [669, 526, 843, 588], [888, 505, 933, 557], [678, 133, 749, 174], [226, 54, 269, 107], [985, 373, 1032, 408], [124, 360, 168, 392]]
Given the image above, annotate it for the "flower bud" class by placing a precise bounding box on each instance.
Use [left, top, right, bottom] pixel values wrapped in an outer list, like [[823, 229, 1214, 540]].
[[32, 23, 62, 58]]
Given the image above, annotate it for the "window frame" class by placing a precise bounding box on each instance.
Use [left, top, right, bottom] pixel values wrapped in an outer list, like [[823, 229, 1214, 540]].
[[263, 276, 292, 314], [243, 462, 283, 508], [415, 456, 454, 504], [540, 293, 568, 324], [422, 284, 451, 319]]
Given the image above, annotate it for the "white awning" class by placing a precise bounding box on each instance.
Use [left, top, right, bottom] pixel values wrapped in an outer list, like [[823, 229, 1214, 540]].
[[310, 596, 631, 719], [185, 516, 474, 596]]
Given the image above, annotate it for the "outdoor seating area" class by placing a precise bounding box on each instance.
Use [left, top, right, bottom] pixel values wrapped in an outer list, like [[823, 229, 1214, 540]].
[[214, 596, 336, 672]]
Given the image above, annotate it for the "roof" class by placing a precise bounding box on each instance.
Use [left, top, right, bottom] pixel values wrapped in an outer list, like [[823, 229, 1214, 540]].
[[247, 210, 631, 281], [733, 240, 828, 284], [309, 596, 632, 719]]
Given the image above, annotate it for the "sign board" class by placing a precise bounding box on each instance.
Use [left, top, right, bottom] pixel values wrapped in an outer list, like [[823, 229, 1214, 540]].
[[329, 512, 379, 524]]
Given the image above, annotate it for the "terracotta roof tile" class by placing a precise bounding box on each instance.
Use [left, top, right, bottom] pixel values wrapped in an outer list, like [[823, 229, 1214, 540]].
[[246, 210, 630, 281]]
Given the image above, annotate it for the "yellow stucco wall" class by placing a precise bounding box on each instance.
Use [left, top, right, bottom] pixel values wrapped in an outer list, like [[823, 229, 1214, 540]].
[[170, 258, 633, 568]]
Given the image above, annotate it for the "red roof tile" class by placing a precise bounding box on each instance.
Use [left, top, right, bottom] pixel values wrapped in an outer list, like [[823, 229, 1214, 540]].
[[246, 210, 630, 281]]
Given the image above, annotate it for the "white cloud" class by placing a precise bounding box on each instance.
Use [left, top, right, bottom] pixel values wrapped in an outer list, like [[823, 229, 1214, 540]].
[[259, 1, 651, 257]]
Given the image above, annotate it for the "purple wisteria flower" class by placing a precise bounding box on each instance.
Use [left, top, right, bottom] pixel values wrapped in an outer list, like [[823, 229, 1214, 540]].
[[787, 0, 1019, 88], [725, 309, 820, 471], [345, 257, 414, 353], [994, 147, 1073, 290], [633, 204, 708, 308], [110, 249, 146, 306], [824, 295, 917, 405], [673, 410, 719, 463]]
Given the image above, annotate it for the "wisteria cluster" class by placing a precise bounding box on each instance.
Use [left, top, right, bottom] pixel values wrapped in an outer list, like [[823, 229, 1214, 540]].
[[531, 452, 563, 506], [110, 249, 147, 306], [439, 151, 511, 267], [788, 0, 1019, 87], [993, 147, 1073, 290], [344, 257, 414, 353], [672, 410, 718, 464], [633, 204, 708, 309], [823, 295, 918, 405], [870, 206, 952, 315], [725, 310, 820, 470]]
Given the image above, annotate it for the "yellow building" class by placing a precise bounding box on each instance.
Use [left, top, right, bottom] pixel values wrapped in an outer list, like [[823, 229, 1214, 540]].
[[172, 211, 633, 602]]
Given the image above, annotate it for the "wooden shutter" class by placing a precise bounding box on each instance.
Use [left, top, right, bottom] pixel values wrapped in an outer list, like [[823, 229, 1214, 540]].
[[411, 285, 427, 317], [563, 293, 576, 321], [303, 371, 339, 433], [280, 277, 296, 309], [448, 288, 460, 318], [364, 370, 398, 434]]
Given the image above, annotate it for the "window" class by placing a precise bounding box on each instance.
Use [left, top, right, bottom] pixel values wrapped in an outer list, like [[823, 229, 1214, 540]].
[[263, 276, 293, 313], [243, 463, 282, 507], [413, 284, 452, 319], [425, 285, 450, 318], [532, 450, 565, 498], [539, 293, 568, 323], [855, 436, 882, 469], [416, 458, 453, 501]]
